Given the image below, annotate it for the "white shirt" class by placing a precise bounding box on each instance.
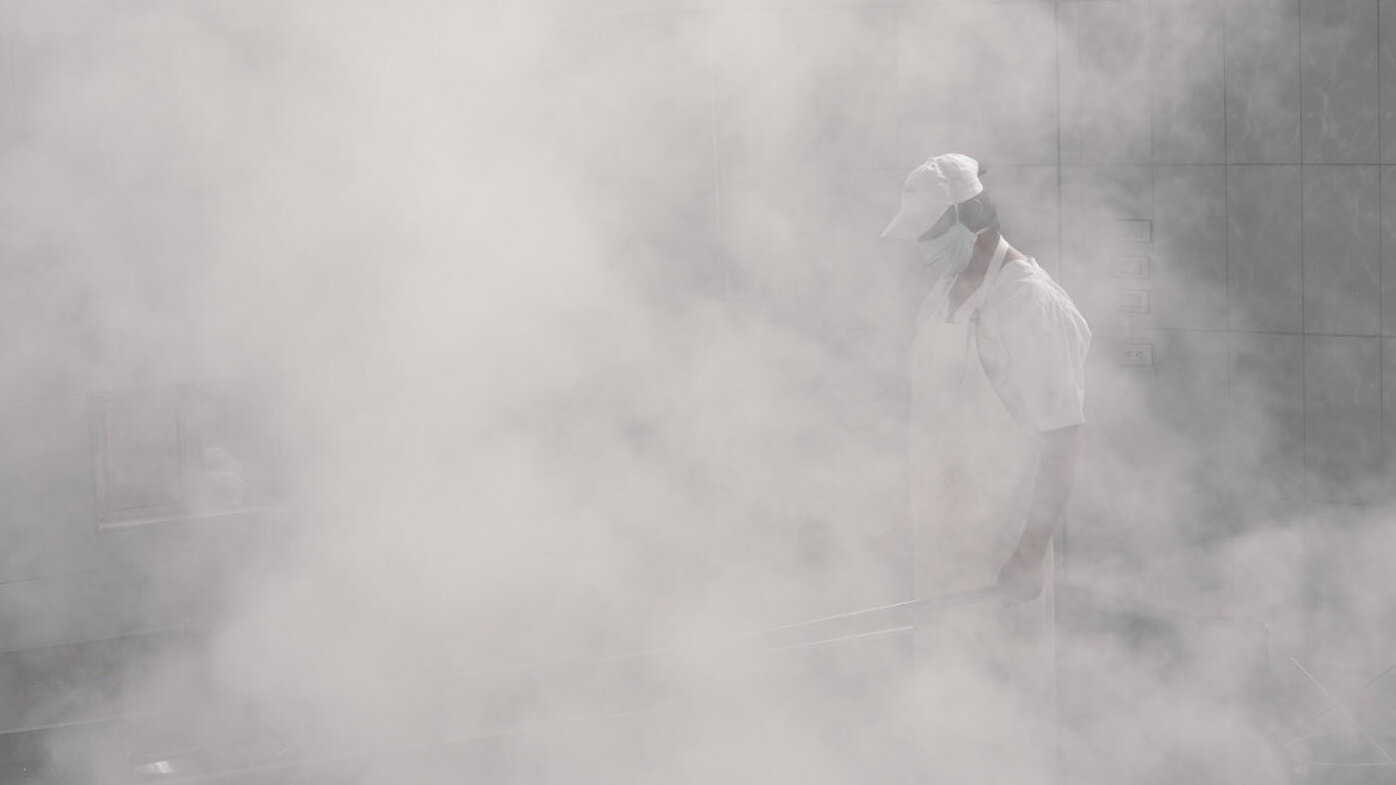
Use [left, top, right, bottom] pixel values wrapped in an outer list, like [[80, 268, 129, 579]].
[[908, 239, 1092, 595], [917, 245, 1092, 435]]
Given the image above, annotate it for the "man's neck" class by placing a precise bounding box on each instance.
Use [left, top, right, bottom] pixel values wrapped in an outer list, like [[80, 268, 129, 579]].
[[947, 232, 1003, 313]]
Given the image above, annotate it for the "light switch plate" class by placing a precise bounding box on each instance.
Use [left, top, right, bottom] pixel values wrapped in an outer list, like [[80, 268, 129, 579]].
[[1117, 219, 1152, 244], [1115, 254, 1150, 278], [1117, 289, 1151, 313]]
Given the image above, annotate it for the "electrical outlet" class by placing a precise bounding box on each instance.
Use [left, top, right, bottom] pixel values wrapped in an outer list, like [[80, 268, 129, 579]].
[[1115, 343, 1154, 367]]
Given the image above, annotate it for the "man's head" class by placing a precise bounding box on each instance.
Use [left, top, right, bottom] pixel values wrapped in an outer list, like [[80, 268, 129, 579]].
[[882, 153, 996, 241], [916, 190, 1000, 242]]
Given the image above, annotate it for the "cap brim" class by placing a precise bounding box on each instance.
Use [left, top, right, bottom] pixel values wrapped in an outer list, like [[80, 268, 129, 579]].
[[881, 208, 936, 240]]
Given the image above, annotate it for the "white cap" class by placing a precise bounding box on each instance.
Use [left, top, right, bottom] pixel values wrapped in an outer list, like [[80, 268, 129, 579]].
[[881, 153, 984, 240]]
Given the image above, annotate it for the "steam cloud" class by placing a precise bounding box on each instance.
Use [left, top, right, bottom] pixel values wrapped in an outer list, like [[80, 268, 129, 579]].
[[2, 0, 1392, 783]]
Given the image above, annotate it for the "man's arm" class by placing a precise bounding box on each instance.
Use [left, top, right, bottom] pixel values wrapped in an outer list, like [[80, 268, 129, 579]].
[[997, 424, 1082, 601]]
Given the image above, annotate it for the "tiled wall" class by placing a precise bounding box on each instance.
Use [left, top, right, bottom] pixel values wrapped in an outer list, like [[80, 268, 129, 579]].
[[1054, 2, 1394, 537], [1048, 6, 1396, 711], [638, 0, 1396, 591]]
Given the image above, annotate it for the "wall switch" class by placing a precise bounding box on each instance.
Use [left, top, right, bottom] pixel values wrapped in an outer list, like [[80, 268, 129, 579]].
[[1117, 219, 1152, 243], [1117, 289, 1151, 313], [1115, 254, 1150, 278], [1115, 343, 1154, 366]]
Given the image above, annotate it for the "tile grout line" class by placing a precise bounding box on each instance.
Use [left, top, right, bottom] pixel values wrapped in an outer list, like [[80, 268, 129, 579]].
[[1298, 0, 1310, 519], [1051, 7, 1066, 785], [707, 12, 727, 303], [1379, 1, 1386, 489], [1051, 14, 1060, 785], [1223, 0, 1232, 399], [846, 161, 1396, 169], [1150, 326, 1387, 339], [1148, 0, 1157, 360], [1056, 0, 1066, 291]]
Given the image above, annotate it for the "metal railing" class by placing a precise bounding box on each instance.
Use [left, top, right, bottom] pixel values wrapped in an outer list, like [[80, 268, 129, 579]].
[[108, 585, 1005, 783]]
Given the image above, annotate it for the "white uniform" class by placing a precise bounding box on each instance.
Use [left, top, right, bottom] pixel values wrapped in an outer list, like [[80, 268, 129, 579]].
[[905, 237, 1091, 784]]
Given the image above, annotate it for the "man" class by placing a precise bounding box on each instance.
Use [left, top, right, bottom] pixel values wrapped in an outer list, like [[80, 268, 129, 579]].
[[884, 152, 1090, 605], [883, 153, 1090, 782]]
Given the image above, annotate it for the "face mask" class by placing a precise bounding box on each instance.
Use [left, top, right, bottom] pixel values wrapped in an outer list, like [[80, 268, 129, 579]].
[[922, 220, 979, 278]]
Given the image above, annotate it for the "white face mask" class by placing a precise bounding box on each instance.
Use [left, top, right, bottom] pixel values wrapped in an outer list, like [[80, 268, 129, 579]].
[[922, 219, 980, 278]]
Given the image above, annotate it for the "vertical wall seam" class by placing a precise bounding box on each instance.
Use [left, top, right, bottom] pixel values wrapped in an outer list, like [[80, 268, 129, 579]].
[[707, 12, 726, 302], [1298, 0, 1310, 514], [1148, 0, 1157, 218], [1049, 0, 1060, 289], [1049, 0, 1060, 561], [1378, 1, 1386, 459], [1223, 0, 1232, 398], [1151, 1, 1158, 382], [1051, 10, 1066, 785]]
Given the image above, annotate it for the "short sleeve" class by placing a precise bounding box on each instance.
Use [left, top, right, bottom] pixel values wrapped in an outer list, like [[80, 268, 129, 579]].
[[997, 284, 1092, 432]]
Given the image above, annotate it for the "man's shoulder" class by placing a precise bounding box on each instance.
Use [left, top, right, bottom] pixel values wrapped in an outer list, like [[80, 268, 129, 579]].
[[988, 260, 1065, 308], [984, 261, 1089, 332]]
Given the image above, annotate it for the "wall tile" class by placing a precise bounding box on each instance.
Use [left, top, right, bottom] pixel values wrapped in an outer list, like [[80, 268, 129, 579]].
[[1058, 5, 1084, 166], [990, 165, 1061, 277], [1069, 392, 1154, 579], [1226, 0, 1302, 163], [1300, 0, 1380, 163], [1300, 504, 1396, 674], [4, 640, 125, 730], [818, 8, 900, 171], [1381, 0, 1396, 161], [1153, 166, 1228, 330], [1303, 166, 1381, 335], [0, 240, 93, 407], [119, 634, 211, 717], [1147, 331, 1231, 544], [1152, 0, 1226, 164], [897, 3, 1059, 166], [1076, 2, 1151, 164], [50, 570, 140, 646], [1058, 166, 1089, 288], [815, 167, 930, 354], [556, 14, 712, 152], [978, 2, 1061, 166], [713, 12, 823, 176], [835, 168, 905, 252], [1386, 338, 1396, 499], [1228, 165, 1304, 331], [0, 480, 51, 586], [543, 11, 722, 296], [718, 171, 831, 317], [1084, 164, 1154, 223], [0, 578, 55, 655], [0, 729, 57, 781], [1228, 333, 1306, 522], [0, 396, 95, 583], [1305, 336, 1384, 504], [1383, 167, 1396, 335], [1077, 165, 1153, 334], [894, 4, 963, 164], [1152, 328, 1232, 443], [133, 536, 234, 633]]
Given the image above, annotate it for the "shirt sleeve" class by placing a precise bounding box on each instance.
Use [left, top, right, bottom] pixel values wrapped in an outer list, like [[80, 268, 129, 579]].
[[998, 284, 1092, 432]]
